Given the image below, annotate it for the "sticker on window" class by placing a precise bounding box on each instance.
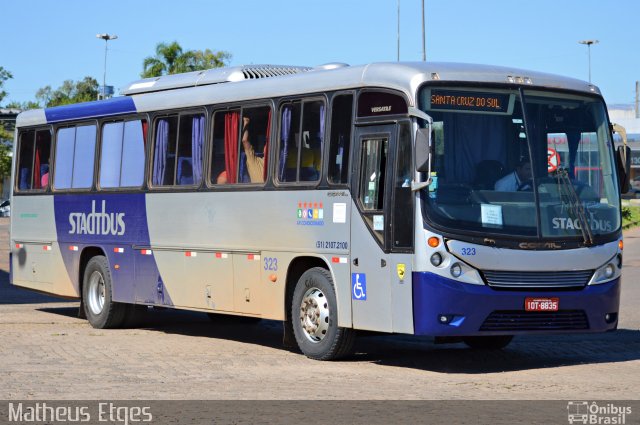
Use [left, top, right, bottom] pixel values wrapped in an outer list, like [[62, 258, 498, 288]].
[[481, 204, 503, 226], [373, 215, 384, 231]]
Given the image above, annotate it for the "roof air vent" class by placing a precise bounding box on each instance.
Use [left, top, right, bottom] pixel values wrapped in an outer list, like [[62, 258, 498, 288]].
[[121, 64, 311, 95]]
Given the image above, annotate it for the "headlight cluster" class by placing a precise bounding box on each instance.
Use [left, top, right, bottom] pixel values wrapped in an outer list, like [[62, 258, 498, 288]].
[[430, 252, 463, 278], [591, 258, 620, 285]]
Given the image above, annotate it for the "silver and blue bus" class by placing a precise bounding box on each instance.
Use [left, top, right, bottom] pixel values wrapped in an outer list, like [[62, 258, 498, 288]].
[[10, 62, 630, 359]]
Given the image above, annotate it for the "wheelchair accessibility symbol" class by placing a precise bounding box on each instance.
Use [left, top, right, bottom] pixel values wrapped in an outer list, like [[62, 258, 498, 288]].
[[351, 273, 367, 300]]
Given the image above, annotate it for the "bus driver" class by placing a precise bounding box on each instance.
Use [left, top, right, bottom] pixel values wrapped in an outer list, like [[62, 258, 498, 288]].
[[494, 159, 532, 191]]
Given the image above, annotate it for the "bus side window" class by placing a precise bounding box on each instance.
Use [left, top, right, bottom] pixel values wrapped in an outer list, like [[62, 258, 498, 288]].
[[359, 137, 388, 211], [152, 113, 205, 187], [279, 103, 300, 182], [238, 105, 271, 184], [100, 119, 146, 188], [328, 94, 353, 184], [393, 122, 413, 248], [16, 128, 51, 191], [278, 100, 324, 183], [54, 124, 96, 190], [299, 101, 323, 182], [211, 109, 240, 185]]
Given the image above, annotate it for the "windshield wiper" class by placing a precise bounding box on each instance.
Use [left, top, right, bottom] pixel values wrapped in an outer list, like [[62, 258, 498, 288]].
[[556, 168, 593, 246]]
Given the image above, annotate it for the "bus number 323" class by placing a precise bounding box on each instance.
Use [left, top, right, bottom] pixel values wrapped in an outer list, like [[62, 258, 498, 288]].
[[264, 257, 278, 271]]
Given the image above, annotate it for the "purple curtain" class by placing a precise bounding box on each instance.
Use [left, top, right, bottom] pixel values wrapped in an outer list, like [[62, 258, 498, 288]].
[[192, 115, 204, 183], [279, 106, 292, 181], [153, 119, 169, 185], [319, 104, 325, 141]]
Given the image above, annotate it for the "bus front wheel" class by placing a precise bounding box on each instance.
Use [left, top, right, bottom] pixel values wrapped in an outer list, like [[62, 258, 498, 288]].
[[463, 335, 513, 350], [291, 267, 355, 360], [82, 255, 126, 329]]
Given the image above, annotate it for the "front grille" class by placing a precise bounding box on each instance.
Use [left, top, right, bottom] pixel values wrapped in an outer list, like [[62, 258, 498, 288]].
[[482, 270, 593, 289], [480, 310, 589, 331]]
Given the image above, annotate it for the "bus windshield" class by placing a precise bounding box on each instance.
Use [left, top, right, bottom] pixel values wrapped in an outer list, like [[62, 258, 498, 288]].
[[418, 86, 620, 242]]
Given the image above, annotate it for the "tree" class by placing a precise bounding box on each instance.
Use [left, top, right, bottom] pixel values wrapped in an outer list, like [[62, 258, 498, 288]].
[[36, 77, 99, 107], [5, 100, 40, 110], [0, 66, 15, 182], [0, 66, 12, 105], [141, 41, 231, 78]]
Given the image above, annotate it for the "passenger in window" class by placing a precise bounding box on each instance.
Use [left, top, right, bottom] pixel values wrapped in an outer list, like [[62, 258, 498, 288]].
[[494, 159, 532, 191], [241, 116, 265, 183], [216, 171, 228, 184], [41, 164, 50, 188], [285, 134, 321, 181]]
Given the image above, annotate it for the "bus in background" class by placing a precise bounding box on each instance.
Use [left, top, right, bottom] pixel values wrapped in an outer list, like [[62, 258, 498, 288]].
[[10, 62, 630, 360]]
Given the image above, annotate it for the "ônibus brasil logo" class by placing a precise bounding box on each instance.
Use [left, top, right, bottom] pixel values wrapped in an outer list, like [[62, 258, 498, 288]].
[[567, 401, 632, 424], [68, 200, 125, 236]]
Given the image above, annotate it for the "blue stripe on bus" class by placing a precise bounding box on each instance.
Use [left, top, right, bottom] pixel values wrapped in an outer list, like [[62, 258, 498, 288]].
[[412, 271, 620, 336], [53, 193, 172, 306], [44, 97, 136, 123]]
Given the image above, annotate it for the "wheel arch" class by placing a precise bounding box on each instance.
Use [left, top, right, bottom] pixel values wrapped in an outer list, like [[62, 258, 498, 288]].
[[284, 256, 331, 325], [78, 246, 107, 300]]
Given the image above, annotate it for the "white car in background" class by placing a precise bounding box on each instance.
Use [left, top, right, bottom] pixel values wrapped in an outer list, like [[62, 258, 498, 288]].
[[0, 199, 10, 217]]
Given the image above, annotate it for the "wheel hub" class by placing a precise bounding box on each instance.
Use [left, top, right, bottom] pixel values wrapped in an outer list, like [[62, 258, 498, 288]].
[[87, 271, 106, 315], [299, 288, 330, 343]]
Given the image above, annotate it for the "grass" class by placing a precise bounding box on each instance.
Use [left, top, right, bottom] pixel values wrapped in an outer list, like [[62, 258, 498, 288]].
[[622, 205, 640, 229]]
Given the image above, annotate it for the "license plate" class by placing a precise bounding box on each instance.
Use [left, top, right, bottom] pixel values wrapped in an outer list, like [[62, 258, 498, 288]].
[[525, 297, 559, 312]]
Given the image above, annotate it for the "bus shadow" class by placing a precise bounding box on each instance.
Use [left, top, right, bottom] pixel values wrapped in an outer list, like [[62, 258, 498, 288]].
[[34, 305, 640, 372], [0, 270, 70, 305], [354, 329, 640, 373], [37, 305, 287, 350], [141, 311, 286, 351]]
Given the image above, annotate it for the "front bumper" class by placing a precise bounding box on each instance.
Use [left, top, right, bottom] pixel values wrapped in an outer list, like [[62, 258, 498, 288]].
[[412, 271, 620, 336]]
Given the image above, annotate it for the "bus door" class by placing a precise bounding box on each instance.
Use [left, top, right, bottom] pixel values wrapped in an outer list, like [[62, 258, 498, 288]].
[[350, 122, 414, 334]]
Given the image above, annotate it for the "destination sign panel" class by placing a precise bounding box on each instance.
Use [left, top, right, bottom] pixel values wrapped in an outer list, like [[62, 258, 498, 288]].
[[429, 90, 510, 113]]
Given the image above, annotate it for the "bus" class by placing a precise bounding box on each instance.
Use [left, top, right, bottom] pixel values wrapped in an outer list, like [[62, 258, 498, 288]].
[[10, 62, 630, 360]]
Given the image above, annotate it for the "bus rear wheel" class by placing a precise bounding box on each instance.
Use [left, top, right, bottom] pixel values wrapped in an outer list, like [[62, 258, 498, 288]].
[[463, 335, 513, 350], [83, 255, 126, 329], [291, 267, 355, 360]]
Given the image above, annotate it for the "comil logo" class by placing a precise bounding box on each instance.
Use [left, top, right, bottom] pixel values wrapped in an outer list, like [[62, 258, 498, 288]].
[[69, 200, 126, 236], [567, 401, 632, 424]]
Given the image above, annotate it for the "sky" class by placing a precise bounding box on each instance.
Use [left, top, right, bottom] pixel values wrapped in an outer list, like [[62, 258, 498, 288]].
[[2, 0, 638, 106]]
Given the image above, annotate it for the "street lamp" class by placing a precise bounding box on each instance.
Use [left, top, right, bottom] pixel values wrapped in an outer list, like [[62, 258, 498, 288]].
[[96, 33, 118, 100], [421, 0, 426, 61], [578, 39, 599, 83]]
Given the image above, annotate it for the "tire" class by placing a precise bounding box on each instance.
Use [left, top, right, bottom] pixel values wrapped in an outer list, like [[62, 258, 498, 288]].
[[82, 255, 126, 329], [291, 267, 355, 360], [463, 335, 513, 350]]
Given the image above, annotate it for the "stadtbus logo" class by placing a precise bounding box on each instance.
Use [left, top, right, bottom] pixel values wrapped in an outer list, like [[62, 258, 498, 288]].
[[567, 401, 632, 424], [69, 200, 126, 236]]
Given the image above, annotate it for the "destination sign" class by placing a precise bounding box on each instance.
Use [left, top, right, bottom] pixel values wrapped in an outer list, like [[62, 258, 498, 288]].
[[429, 90, 510, 113]]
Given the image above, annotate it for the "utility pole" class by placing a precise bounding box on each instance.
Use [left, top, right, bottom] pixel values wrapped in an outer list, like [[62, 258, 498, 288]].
[[422, 0, 426, 61], [578, 39, 598, 83], [636, 81, 640, 118], [397, 0, 400, 61], [96, 33, 118, 100]]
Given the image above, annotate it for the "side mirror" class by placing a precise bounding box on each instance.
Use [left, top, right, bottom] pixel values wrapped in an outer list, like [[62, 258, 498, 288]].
[[415, 127, 431, 173], [616, 145, 631, 193]]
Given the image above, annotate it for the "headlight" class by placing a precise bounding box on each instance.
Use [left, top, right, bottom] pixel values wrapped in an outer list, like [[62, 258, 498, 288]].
[[591, 260, 620, 285], [450, 263, 463, 278], [430, 252, 443, 267]]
